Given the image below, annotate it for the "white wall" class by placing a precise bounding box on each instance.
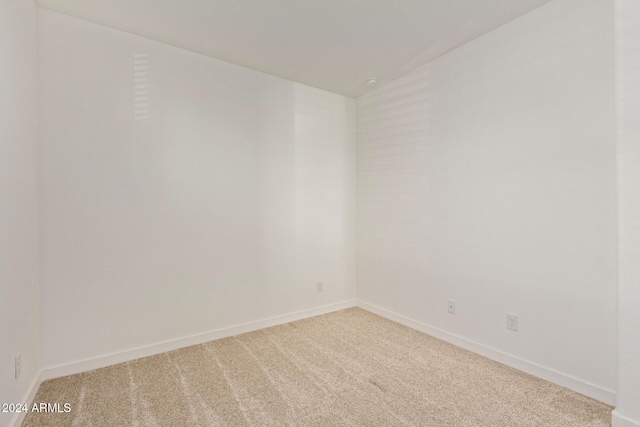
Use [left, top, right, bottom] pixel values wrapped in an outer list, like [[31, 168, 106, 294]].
[[0, 0, 41, 426], [356, 0, 616, 402], [614, 0, 640, 425], [38, 10, 355, 371]]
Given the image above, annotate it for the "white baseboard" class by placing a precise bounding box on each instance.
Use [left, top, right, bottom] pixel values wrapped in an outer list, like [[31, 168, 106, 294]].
[[9, 373, 41, 427], [41, 300, 357, 382], [357, 300, 616, 406], [612, 410, 640, 427]]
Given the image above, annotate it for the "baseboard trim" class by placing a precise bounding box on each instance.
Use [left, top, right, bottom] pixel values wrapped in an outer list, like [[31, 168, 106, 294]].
[[612, 410, 640, 427], [357, 300, 616, 406], [9, 373, 41, 427], [41, 299, 357, 382]]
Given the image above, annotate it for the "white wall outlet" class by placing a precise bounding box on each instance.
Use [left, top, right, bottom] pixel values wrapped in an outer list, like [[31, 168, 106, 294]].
[[507, 314, 519, 332], [15, 353, 21, 379], [316, 281, 323, 292], [447, 299, 455, 314]]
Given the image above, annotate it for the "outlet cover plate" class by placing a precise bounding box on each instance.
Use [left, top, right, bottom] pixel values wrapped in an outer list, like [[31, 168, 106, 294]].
[[447, 299, 455, 314], [15, 353, 21, 379]]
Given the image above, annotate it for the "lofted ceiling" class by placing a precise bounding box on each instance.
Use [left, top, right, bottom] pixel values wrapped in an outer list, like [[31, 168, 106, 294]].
[[35, 0, 554, 98]]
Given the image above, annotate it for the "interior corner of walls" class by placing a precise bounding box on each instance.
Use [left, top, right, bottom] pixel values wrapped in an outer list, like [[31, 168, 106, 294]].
[[612, 410, 640, 427]]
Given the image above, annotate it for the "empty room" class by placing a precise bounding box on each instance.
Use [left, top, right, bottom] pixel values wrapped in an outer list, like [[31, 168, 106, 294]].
[[2, 0, 640, 426]]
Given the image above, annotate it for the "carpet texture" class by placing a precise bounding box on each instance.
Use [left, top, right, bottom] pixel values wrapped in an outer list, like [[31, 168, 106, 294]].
[[23, 308, 612, 426]]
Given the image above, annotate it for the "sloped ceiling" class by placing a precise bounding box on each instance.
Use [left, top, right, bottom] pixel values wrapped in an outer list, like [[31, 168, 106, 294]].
[[36, 0, 554, 97]]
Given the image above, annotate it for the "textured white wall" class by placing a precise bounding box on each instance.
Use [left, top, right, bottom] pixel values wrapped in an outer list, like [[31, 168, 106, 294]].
[[0, 1, 41, 426], [356, 0, 616, 400], [615, 0, 640, 425], [38, 10, 356, 370]]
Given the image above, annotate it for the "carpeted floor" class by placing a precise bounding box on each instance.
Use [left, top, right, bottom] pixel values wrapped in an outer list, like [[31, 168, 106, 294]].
[[23, 308, 612, 426]]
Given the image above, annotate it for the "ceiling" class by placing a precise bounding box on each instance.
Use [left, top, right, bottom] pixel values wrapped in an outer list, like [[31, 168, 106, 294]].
[[35, 0, 554, 98]]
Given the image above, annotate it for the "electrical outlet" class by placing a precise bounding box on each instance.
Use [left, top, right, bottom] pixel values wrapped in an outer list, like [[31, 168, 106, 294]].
[[316, 282, 323, 292], [447, 299, 455, 314], [507, 314, 519, 332], [15, 353, 21, 380]]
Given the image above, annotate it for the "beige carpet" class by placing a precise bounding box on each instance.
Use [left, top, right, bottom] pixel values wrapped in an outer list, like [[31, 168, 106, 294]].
[[23, 308, 612, 426]]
